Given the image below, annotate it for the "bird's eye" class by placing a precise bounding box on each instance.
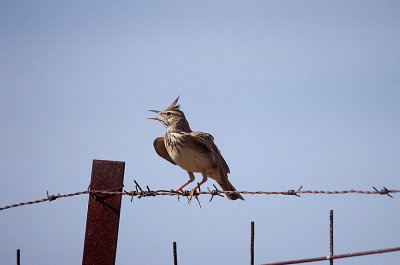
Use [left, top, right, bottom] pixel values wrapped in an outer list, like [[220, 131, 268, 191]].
[[166, 112, 172, 116]]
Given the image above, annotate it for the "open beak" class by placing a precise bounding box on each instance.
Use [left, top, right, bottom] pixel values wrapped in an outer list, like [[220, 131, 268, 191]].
[[147, 110, 164, 121]]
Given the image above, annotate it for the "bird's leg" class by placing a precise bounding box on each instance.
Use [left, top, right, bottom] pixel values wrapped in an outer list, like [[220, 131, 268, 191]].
[[171, 171, 195, 200], [188, 172, 208, 203]]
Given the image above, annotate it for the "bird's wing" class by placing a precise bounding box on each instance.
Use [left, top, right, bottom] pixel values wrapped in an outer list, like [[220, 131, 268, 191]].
[[153, 137, 176, 165], [191, 132, 230, 174], [189, 132, 243, 200], [188, 132, 231, 187]]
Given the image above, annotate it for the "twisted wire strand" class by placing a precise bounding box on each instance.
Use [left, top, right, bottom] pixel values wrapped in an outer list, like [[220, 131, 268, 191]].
[[1, 188, 398, 212]]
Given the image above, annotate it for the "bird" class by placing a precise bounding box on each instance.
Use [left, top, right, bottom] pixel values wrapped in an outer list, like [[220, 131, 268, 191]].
[[148, 96, 244, 201]]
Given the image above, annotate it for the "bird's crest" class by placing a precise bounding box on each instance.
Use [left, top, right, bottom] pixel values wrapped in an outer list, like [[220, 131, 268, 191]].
[[165, 96, 180, 111]]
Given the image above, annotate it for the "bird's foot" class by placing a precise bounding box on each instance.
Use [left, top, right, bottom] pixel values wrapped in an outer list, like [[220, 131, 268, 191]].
[[188, 187, 198, 203], [188, 187, 202, 208], [171, 189, 183, 201]]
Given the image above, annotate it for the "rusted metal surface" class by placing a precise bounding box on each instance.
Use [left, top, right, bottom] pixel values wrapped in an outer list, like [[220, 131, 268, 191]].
[[82, 160, 125, 265], [251, 221, 255, 265], [329, 210, 333, 265], [173, 242, 178, 265]]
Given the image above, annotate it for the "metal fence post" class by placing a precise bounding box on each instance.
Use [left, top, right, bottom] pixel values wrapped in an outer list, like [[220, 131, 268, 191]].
[[82, 160, 125, 265], [16, 249, 20, 265], [330, 210, 334, 265], [251, 221, 255, 265], [173, 242, 178, 265]]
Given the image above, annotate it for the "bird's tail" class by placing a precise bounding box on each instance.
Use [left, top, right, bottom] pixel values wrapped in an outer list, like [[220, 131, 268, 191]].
[[216, 179, 244, 200]]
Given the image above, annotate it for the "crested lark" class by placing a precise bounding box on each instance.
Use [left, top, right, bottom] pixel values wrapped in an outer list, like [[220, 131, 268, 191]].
[[148, 96, 244, 200]]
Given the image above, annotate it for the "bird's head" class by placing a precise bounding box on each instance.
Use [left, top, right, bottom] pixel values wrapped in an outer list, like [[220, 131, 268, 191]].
[[148, 96, 191, 132]]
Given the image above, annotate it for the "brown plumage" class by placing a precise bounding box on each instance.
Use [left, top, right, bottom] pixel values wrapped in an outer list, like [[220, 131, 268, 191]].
[[148, 96, 244, 200]]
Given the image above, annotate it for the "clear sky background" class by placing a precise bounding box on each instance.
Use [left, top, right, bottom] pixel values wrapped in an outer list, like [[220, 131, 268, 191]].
[[1, 1, 399, 264]]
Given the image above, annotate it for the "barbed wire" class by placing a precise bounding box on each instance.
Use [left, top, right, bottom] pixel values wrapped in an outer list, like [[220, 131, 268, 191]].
[[0, 183, 398, 212]]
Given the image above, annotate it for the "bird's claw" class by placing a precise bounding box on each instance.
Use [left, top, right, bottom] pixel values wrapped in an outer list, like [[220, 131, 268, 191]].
[[171, 189, 181, 201], [188, 188, 202, 208], [188, 188, 197, 203]]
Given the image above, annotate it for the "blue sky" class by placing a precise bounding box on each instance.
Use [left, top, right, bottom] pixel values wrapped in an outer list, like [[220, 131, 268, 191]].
[[1, 1, 399, 264]]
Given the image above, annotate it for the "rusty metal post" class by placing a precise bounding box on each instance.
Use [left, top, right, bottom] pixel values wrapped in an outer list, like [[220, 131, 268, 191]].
[[329, 210, 334, 265], [82, 160, 125, 265], [173, 242, 178, 265], [16, 249, 20, 265], [251, 221, 255, 265]]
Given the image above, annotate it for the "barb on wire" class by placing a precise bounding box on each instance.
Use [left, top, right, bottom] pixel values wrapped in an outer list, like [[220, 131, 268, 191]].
[[126, 180, 158, 199], [46, 191, 60, 202], [134, 180, 143, 192], [125, 189, 135, 202], [284, 186, 303, 197], [1, 186, 399, 212], [208, 184, 224, 202], [373, 186, 393, 198], [180, 190, 191, 197]]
